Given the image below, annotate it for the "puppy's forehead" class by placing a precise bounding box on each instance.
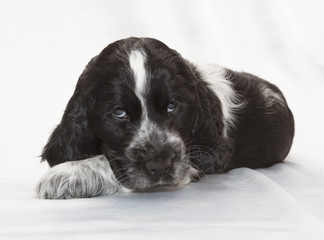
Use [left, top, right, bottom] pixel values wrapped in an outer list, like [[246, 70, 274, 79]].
[[128, 49, 148, 97]]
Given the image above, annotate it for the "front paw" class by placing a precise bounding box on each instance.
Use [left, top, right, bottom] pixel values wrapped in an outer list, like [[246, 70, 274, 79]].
[[189, 166, 201, 182], [177, 166, 201, 186], [35, 156, 123, 199]]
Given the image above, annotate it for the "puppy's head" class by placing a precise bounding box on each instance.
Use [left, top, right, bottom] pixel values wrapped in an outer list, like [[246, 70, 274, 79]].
[[43, 38, 200, 190], [89, 38, 200, 189]]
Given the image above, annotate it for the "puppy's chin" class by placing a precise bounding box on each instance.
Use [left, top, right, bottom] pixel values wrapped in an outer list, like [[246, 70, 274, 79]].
[[109, 157, 196, 190]]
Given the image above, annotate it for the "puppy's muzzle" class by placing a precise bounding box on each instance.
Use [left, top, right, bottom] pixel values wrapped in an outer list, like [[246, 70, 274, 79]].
[[127, 123, 187, 175], [130, 141, 183, 177]]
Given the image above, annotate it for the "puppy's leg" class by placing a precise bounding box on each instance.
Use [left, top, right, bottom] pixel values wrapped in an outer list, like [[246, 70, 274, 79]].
[[35, 155, 130, 199]]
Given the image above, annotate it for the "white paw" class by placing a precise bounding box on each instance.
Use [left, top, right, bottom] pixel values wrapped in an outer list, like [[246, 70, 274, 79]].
[[35, 155, 129, 199], [177, 166, 201, 186]]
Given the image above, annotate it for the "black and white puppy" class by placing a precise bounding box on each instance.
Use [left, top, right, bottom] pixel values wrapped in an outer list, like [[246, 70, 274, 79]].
[[36, 37, 294, 199]]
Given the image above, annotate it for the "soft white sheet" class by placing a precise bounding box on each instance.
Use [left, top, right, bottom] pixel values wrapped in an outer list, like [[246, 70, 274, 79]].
[[1, 0, 324, 239]]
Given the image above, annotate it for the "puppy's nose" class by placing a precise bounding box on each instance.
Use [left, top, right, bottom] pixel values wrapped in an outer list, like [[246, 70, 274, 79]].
[[146, 159, 172, 176]]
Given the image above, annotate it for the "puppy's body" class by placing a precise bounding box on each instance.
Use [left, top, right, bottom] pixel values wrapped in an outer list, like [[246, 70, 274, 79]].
[[36, 38, 294, 199]]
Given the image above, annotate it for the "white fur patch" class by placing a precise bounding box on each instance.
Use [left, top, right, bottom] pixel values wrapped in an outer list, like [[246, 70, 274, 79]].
[[129, 49, 147, 97], [35, 155, 131, 199], [198, 64, 244, 137], [177, 166, 200, 186], [129, 49, 156, 146], [129, 49, 150, 123]]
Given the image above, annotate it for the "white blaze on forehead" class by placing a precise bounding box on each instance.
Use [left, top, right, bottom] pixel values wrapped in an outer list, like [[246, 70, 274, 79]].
[[129, 49, 147, 96], [128, 49, 151, 139]]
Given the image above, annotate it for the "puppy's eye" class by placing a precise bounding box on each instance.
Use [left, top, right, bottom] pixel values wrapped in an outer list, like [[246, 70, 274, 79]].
[[167, 102, 177, 113], [114, 109, 128, 119]]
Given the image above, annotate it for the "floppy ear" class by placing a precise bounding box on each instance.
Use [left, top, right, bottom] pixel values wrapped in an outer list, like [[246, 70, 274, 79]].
[[41, 57, 101, 167]]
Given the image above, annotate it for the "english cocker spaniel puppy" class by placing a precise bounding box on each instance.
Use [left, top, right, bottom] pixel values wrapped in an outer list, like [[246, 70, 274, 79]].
[[36, 37, 294, 199]]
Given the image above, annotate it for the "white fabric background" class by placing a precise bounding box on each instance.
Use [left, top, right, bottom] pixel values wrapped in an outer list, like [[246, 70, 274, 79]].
[[1, 0, 324, 239]]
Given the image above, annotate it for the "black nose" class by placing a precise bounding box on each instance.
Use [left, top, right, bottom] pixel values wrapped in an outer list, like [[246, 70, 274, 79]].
[[146, 159, 172, 176]]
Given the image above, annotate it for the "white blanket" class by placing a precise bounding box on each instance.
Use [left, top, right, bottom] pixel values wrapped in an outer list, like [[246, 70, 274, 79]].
[[1, 0, 324, 239]]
